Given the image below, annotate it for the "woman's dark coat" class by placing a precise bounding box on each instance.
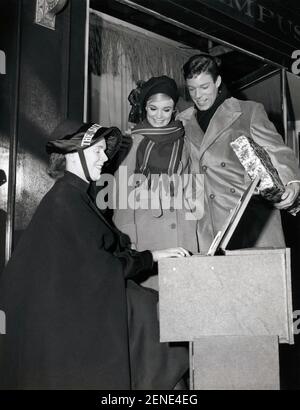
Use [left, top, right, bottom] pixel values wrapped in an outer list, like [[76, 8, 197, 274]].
[[0, 172, 187, 389]]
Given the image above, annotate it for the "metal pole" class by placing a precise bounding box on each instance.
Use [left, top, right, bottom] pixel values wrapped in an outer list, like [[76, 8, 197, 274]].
[[83, 0, 90, 122], [281, 68, 288, 143], [5, 0, 22, 265]]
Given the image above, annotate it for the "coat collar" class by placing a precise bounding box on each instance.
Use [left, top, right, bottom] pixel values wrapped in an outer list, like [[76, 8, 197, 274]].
[[178, 97, 243, 159], [59, 171, 118, 234], [60, 171, 90, 193]]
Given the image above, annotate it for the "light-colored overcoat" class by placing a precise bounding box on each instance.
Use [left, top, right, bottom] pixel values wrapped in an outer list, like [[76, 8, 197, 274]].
[[177, 97, 300, 253], [113, 133, 203, 289]]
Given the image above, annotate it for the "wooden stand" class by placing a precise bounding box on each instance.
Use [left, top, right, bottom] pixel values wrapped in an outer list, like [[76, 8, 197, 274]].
[[158, 249, 293, 390]]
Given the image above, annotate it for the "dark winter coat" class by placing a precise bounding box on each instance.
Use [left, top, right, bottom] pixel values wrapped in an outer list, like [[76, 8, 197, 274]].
[[0, 172, 187, 389]]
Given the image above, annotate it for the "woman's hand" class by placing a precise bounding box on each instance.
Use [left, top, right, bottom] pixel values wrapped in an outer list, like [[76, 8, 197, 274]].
[[152, 247, 190, 262]]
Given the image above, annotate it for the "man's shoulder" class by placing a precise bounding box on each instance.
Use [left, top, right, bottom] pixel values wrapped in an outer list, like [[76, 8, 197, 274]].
[[176, 97, 261, 123], [230, 97, 264, 111], [223, 96, 258, 109], [220, 97, 265, 121]]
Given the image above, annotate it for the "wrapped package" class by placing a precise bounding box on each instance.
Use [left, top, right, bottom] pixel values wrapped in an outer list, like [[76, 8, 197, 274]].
[[230, 135, 300, 216]]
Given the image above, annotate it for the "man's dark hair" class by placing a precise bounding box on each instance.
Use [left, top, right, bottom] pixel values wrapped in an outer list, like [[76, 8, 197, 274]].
[[183, 54, 221, 81]]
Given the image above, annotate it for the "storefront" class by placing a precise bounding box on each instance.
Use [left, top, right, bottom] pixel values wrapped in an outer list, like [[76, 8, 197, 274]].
[[1, 0, 300, 389], [88, 1, 300, 152]]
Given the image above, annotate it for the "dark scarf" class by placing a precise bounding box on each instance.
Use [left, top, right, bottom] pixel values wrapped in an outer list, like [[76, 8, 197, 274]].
[[196, 82, 231, 133], [132, 119, 185, 177]]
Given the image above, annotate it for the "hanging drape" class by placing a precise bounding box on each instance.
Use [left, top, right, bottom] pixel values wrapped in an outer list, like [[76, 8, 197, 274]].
[[88, 12, 193, 133]]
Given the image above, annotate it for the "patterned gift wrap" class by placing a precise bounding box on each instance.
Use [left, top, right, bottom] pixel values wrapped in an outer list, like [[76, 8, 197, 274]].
[[230, 135, 300, 216]]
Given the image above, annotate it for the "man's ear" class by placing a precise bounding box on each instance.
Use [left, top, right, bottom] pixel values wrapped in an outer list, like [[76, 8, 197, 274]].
[[216, 75, 222, 89]]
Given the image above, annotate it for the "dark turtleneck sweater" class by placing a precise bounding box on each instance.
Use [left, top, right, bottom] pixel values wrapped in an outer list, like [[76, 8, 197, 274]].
[[196, 82, 231, 133]]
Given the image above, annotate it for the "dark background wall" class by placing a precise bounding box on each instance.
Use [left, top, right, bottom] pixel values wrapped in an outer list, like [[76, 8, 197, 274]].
[[0, 0, 87, 263], [0, 0, 20, 274]]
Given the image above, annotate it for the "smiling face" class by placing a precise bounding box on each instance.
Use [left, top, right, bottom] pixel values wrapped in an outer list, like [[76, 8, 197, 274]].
[[186, 72, 221, 111], [65, 138, 108, 182], [145, 93, 174, 127], [84, 139, 108, 181]]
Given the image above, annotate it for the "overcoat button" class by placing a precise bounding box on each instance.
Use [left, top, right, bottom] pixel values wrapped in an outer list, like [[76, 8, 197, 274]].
[[221, 162, 226, 167], [230, 188, 236, 193], [210, 194, 215, 199], [202, 165, 207, 172]]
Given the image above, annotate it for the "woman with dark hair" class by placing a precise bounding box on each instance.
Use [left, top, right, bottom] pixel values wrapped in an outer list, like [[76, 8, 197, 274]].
[[0, 120, 189, 389], [178, 53, 300, 252], [113, 75, 202, 291]]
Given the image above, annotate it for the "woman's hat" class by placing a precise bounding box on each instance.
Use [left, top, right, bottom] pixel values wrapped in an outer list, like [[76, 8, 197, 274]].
[[46, 120, 122, 159], [139, 75, 179, 109]]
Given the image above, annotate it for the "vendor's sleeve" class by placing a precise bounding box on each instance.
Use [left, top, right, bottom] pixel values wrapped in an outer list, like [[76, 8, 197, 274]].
[[115, 248, 153, 279]]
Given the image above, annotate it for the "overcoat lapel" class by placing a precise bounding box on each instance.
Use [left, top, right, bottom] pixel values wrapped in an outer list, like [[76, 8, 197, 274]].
[[198, 97, 242, 159]]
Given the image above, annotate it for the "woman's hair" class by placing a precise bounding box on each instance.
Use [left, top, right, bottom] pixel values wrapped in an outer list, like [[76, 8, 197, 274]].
[[183, 54, 221, 81], [145, 92, 175, 105], [47, 153, 66, 179]]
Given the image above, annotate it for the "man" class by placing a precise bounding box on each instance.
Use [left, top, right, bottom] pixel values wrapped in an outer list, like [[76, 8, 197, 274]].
[[177, 54, 300, 253]]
